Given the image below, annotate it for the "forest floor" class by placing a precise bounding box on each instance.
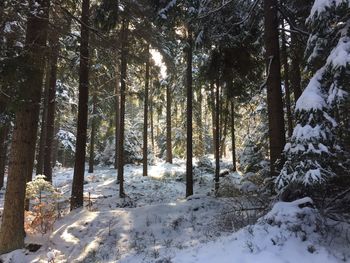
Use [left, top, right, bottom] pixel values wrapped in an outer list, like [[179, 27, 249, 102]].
[[0, 158, 349, 262]]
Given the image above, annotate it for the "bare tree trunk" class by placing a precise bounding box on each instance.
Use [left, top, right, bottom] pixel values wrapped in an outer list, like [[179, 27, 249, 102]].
[[0, 0, 50, 254], [36, 66, 50, 175], [166, 84, 173, 163], [281, 20, 293, 138], [0, 125, 9, 189], [197, 87, 204, 157], [290, 32, 302, 102], [231, 99, 236, 171], [117, 18, 128, 197], [220, 102, 228, 159], [88, 94, 97, 173], [143, 45, 150, 176], [150, 86, 155, 151], [71, 0, 90, 210], [114, 64, 120, 169], [215, 78, 220, 193], [52, 112, 60, 167], [211, 81, 216, 156], [264, 0, 286, 176], [186, 27, 193, 197], [43, 30, 59, 181]]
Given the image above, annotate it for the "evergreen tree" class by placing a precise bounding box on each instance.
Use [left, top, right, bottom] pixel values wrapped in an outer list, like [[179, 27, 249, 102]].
[[276, 0, 350, 199]]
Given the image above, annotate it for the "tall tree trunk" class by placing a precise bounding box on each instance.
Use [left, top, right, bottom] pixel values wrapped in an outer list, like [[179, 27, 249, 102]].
[[166, 84, 173, 163], [114, 64, 120, 169], [0, 0, 50, 254], [71, 0, 90, 210], [231, 99, 236, 171], [197, 87, 204, 157], [143, 45, 150, 176], [52, 112, 60, 167], [36, 66, 50, 175], [43, 30, 59, 181], [220, 102, 228, 158], [0, 125, 9, 189], [88, 94, 97, 173], [281, 20, 293, 138], [117, 18, 128, 198], [214, 78, 220, 193], [290, 32, 303, 102], [186, 28, 193, 197], [150, 87, 155, 151], [211, 81, 216, 156], [264, 0, 286, 176]]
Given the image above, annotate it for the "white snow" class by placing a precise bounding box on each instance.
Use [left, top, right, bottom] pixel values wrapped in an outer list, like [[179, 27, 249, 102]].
[[0, 160, 349, 262], [309, 0, 349, 18]]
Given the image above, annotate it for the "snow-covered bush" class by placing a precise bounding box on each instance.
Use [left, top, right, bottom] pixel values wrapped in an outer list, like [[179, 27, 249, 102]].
[[25, 175, 61, 234]]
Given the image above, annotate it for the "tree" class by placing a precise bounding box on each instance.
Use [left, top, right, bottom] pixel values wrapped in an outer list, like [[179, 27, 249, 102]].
[[276, 0, 350, 200], [71, 0, 90, 210], [143, 44, 150, 176], [0, 0, 50, 254], [88, 93, 98, 173], [44, 25, 60, 181], [263, 0, 286, 176], [117, 18, 129, 198], [185, 26, 194, 197], [166, 82, 173, 163]]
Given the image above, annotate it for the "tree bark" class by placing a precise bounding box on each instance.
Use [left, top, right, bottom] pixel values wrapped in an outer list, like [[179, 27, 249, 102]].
[[114, 64, 120, 169], [290, 32, 303, 102], [0, 0, 50, 254], [0, 125, 9, 189], [88, 94, 97, 173], [43, 30, 59, 181], [263, 0, 286, 176], [150, 85, 155, 151], [186, 28, 193, 197], [281, 20, 293, 138], [220, 102, 228, 158], [71, 0, 90, 210], [211, 81, 216, 156], [143, 45, 150, 176], [166, 84, 173, 163], [215, 78, 220, 193], [36, 66, 50, 175], [117, 18, 128, 197], [231, 99, 236, 171], [197, 87, 204, 157]]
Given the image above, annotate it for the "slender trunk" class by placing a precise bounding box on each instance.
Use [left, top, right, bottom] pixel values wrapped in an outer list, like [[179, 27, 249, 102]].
[[114, 64, 120, 169], [211, 81, 216, 156], [117, 18, 128, 197], [71, 0, 90, 210], [143, 45, 150, 176], [231, 99, 236, 171], [166, 84, 173, 163], [36, 66, 50, 175], [88, 94, 97, 173], [0, 125, 9, 189], [264, 0, 286, 176], [281, 20, 293, 138], [290, 32, 302, 102], [0, 0, 50, 254], [186, 28, 193, 197], [220, 103, 228, 158], [150, 87, 155, 151], [197, 88, 204, 157], [215, 78, 220, 193], [43, 31, 59, 181], [52, 112, 60, 167]]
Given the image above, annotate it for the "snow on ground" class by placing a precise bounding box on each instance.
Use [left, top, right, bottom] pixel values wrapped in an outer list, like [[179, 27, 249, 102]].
[[0, 159, 349, 262]]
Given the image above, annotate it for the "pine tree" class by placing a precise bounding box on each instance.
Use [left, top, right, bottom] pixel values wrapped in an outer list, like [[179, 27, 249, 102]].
[[276, 0, 350, 199], [0, 0, 50, 253], [71, 0, 90, 210]]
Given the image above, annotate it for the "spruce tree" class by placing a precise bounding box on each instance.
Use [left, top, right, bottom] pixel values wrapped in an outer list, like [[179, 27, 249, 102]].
[[276, 0, 350, 198]]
